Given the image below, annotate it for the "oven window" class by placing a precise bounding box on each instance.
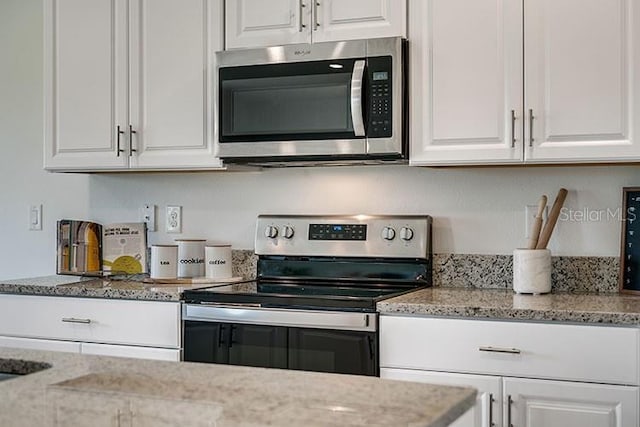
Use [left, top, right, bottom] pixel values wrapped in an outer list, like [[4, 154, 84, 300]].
[[220, 60, 362, 142]]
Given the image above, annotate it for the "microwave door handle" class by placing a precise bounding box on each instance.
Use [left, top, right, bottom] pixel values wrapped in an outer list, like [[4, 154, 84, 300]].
[[350, 60, 366, 136]]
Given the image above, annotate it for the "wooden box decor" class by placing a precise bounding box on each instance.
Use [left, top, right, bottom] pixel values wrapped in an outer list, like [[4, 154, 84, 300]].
[[620, 187, 640, 294]]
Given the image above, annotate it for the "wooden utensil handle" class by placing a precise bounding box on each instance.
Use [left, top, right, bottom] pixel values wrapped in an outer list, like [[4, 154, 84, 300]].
[[536, 188, 568, 249]]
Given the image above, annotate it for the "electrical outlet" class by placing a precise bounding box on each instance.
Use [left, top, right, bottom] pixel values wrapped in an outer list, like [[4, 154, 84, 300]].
[[141, 204, 156, 232], [525, 204, 548, 239], [166, 206, 182, 233]]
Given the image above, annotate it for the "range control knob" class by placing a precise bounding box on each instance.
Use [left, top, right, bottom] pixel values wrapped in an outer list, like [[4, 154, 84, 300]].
[[282, 225, 295, 239], [381, 226, 396, 241], [400, 227, 414, 241], [264, 225, 279, 239]]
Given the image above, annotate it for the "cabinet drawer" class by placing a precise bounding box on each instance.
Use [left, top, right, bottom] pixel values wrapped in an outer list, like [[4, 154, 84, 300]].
[[0, 295, 180, 348], [380, 316, 639, 386]]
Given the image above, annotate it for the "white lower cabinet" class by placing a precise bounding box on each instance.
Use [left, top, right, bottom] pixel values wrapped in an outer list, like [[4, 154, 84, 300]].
[[381, 369, 501, 427], [380, 315, 640, 427], [0, 295, 181, 361]]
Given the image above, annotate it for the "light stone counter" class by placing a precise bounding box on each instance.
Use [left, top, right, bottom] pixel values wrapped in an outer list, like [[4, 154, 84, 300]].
[[0, 347, 475, 427], [378, 287, 640, 325], [0, 275, 184, 301]]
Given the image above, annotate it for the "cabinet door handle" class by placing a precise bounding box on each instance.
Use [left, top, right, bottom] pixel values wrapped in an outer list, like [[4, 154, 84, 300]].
[[229, 325, 236, 348], [507, 394, 514, 427], [510, 110, 516, 148], [478, 346, 521, 354], [129, 124, 137, 155], [116, 125, 125, 157], [218, 325, 226, 348], [299, 0, 307, 32], [488, 393, 495, 427], [313, 1, 320, 31], [528, 109, 534, 147], [62, 317, 92, 324]]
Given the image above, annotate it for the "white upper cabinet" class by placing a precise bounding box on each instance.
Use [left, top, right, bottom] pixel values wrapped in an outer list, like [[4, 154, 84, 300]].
[[525, 0, 640, 163], [225, 0, 406, 49], [409, 0, 523, 165], [225, 0, 309, 49], [44, 0, 224, 172], [311, 0, 406, 43], [44, 0, 129, 170], [410, 0, 640, 166]]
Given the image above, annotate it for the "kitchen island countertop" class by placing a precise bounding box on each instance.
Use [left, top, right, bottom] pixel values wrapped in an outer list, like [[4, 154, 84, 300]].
[[378, 287, 640, 325], [0, 347, 475, 427]]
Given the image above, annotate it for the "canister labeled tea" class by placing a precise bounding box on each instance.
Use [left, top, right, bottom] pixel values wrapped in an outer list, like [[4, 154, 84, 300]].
[[150, 245, 178, 280], [176, 239, 206, 278], [205, 245, 232, 279]]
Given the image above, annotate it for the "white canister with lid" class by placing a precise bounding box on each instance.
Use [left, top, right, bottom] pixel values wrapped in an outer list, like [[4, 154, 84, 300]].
[[150, 245, 178, 280], [176, 239, 206, 278], [205, 244, 233, 279]]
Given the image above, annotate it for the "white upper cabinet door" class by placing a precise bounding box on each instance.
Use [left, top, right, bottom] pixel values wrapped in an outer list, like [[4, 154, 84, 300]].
[[525, 0, 640, 163], [504, 377, 639, 427], [311, 0, 406, 43], [44, 0, 129, 170], [129, 0, 223, 169], [409, 0, 524, 165], [225, 0, 310, 49]]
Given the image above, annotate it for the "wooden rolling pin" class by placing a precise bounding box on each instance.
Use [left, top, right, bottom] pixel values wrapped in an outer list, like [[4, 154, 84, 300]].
[[535, 188, 568, 249], [527, 195, 547, 249]]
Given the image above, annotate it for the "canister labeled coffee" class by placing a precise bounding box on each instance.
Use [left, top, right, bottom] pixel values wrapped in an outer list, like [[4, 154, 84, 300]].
[[176, 239, 206, 278], [205, 245, 232, 279]]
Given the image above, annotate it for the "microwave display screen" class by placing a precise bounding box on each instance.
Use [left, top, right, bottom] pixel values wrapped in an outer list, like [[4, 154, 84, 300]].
[[372, 71, 388, 81]]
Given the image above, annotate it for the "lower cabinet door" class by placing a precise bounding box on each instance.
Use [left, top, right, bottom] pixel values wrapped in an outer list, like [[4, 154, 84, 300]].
[[227, 324, 288, 369], [288, 328, 377, 376], [0, 335, 81, 353], [380, 368, 501, 427], [182, 321, 229, 364], [80, 343, 180, 362], [504, 377, 639, 427]]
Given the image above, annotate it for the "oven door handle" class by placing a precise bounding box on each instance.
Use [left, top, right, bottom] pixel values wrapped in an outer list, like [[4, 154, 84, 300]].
[[350, 59, 366, 137], [184, 305, 376, 332]]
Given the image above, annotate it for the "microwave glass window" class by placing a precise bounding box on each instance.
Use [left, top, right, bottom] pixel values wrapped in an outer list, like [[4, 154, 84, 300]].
[[221, 73, 354, 139]]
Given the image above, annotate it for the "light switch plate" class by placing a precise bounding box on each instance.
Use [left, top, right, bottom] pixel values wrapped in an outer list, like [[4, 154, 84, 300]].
[[29, 204, 42, 231], [141, 204, 156, 232]]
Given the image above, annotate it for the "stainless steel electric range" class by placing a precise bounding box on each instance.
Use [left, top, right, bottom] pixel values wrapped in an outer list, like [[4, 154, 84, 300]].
[[182, 214, 432, 376]]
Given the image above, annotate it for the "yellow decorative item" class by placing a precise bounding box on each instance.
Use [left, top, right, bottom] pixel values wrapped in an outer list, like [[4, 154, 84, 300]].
[[102, 256, 143, 274]]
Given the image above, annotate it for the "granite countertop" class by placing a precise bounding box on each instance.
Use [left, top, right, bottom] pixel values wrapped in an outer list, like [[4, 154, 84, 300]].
[[0, 275, 206, 301], [378, 287, 640, 325], [0, 348, 475, 427]]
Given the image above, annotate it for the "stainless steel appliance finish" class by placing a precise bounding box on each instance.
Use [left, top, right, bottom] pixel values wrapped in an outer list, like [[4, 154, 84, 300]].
[[182, 214, 431, 376], [184, 305, 377, 332], [217, 37, 406, 165], [255, 214, 431, 259]]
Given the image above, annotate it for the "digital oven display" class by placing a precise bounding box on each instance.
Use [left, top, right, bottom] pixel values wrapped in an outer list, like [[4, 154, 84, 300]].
[[309, 224, 367, 241]]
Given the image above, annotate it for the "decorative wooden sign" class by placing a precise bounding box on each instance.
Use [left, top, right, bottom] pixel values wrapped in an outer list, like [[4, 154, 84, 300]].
[[620, 187, 640, 294]]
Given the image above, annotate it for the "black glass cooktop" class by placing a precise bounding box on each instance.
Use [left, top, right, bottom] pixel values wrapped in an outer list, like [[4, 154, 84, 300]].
[[182, 279, 425, 312], [183, 255, 431, 312]]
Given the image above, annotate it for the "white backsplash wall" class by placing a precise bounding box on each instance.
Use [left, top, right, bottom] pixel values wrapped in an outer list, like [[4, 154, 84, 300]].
[[85, 166, 639, 260], [1, 0, 639, 280]]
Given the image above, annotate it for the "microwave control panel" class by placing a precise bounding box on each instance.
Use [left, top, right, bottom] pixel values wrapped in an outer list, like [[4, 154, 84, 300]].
[[367, 56, 392, 138]]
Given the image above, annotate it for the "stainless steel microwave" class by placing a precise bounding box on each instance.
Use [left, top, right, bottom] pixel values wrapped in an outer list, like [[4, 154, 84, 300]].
[[216, 37, 407, 166]]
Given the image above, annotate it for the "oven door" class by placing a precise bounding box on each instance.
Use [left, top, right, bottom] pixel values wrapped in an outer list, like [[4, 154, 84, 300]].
[[183, 305, 378, 376]]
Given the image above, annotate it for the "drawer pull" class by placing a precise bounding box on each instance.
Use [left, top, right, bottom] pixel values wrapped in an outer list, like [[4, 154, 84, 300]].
[[479, 346, 521, 354], [62, 317, 92, 324]]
